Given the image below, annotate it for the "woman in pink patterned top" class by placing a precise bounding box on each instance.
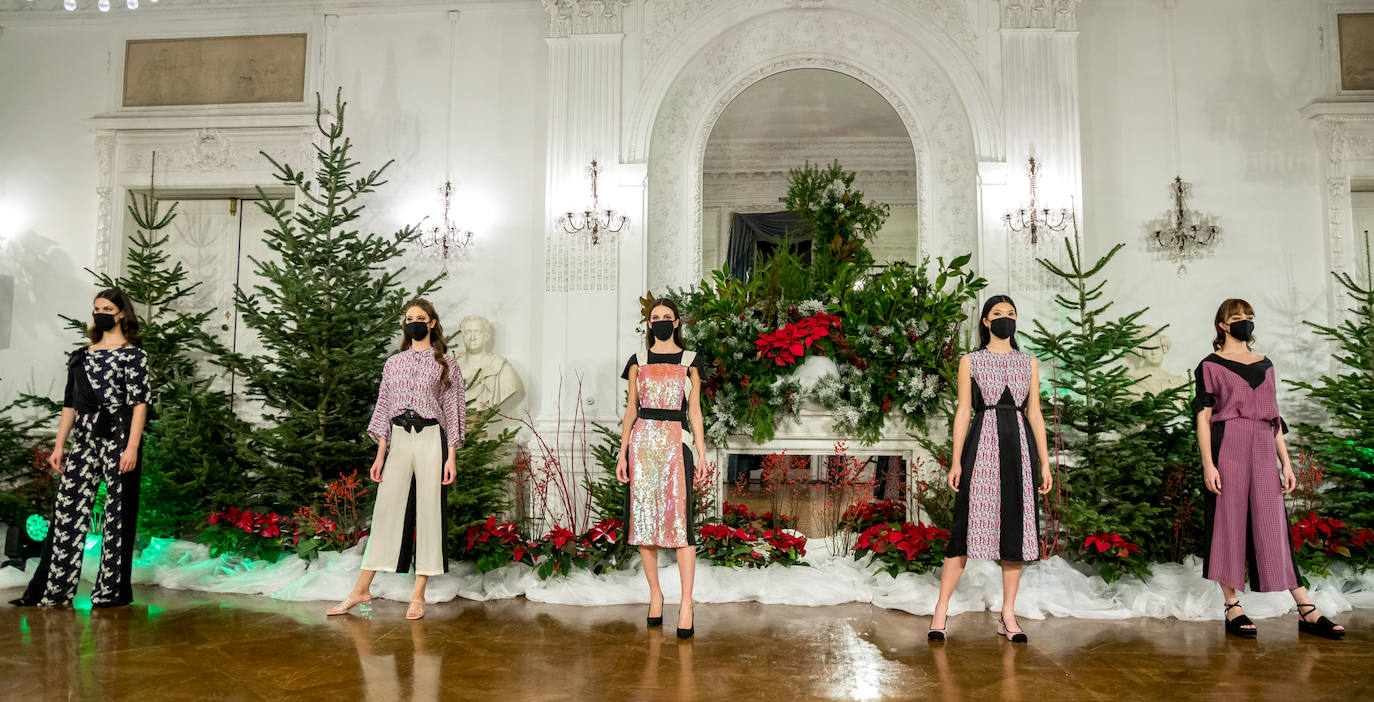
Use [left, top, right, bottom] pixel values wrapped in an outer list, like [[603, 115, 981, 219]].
[[328, 298, 465, 621], [930, 295, 1052, 644], [1194, 298, 1344, 640]]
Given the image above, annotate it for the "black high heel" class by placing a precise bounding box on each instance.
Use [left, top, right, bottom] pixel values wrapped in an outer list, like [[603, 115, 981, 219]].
[[647, 604, 663, 628], [996, 614, 1027, 643], [1224, 601, 1258, 639], [927, 627, 946, 642], [1296, 603, 1345, 640], [676, 611, 694, 639]]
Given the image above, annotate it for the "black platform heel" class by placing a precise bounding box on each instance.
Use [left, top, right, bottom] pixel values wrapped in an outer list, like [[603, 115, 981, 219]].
[[1297, 603, 1345, 640], [1224, 601, 1258, 639], [996, 615, 1028, 644]]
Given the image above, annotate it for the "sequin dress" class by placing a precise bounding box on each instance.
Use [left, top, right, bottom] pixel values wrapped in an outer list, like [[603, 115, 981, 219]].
[[945, 349, 1042, 562], [622, 349, 699, 548]]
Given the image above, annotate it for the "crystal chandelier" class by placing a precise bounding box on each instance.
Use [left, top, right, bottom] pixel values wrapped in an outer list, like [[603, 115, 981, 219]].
[[558, 160, 628, 245], [39, 0, 159, 10], [416, 180, 473, 267], [1147, 176, 1220, 277], [1003, 156, 1071, 245]]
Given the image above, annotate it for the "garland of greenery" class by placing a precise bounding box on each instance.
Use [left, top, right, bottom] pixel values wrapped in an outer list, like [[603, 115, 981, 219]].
[[667, 161, 986, 445]]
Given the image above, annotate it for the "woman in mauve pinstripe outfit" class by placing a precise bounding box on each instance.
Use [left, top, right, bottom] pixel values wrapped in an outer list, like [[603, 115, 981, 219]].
[[1194, 298, 1344, 639]]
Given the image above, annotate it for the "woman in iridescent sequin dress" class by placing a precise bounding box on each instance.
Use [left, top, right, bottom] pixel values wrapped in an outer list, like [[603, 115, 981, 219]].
[[616, 298, 707, 639]]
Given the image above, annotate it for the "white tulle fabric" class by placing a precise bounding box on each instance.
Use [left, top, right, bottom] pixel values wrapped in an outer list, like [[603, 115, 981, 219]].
[[6, 534, 1373, 619]]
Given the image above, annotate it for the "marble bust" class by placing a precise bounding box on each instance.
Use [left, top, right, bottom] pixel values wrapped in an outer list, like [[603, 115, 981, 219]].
[[1127, 325, 1188, 397], [455, 314, 522, 411]]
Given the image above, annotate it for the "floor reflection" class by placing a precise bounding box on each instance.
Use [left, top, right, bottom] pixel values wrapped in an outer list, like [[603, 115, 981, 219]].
[[1, 586, 1370, 702]]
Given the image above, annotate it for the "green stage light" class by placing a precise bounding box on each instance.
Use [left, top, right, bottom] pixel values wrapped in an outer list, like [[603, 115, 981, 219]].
[[25, 514, 48, 542]]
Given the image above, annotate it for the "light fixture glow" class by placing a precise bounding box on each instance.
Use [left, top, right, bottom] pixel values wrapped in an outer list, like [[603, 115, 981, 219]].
[[98, 0, 110, 11]]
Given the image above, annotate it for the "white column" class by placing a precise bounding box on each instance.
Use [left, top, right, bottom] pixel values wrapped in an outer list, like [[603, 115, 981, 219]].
[[996, 0, 1084, 303]]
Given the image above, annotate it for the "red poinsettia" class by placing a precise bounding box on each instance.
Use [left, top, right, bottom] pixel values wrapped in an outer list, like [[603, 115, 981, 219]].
[[1083, 532, 1142, 558], [755, 312, 842, 366]]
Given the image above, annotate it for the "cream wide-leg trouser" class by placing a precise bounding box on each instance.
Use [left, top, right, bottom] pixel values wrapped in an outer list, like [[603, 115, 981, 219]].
[[361, 423, 446, 576]]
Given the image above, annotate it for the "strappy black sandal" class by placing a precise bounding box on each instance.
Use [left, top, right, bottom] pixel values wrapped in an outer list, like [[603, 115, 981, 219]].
[[1296, 603, 1345, 640], [1224, 601, 1257, 639]]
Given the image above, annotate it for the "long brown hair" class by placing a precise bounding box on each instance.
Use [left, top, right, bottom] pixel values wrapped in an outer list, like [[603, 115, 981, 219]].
[[645, 297, 686, 349], [89, 287, 143, 347], [399, 298, 453, 390], [1211, 298, 1255, 350]]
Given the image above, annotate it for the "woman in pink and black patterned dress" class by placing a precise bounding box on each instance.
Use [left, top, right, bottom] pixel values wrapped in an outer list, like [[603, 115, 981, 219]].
[[1194, 298, 1344, 639], [929, 295, 1052, 644], [327, 298, 465, 621]]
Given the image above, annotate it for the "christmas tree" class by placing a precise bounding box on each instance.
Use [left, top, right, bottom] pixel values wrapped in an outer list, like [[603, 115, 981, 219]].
[[1291, 232, 1374, 526], [74, 162, 259, 537], [1025, 223, 1194, 576], [223, 90, 441, 508]]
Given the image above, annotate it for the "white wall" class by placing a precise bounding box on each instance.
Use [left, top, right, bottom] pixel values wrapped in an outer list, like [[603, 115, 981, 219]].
[[0, 6, 549, 416], [1079, 0, 1329, 408], [0, 22, 111, 403]]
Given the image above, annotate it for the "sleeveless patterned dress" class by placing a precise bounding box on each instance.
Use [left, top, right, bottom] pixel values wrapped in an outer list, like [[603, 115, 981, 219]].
[[945, 349, 1041, 562], [624, 350, 697, 547]]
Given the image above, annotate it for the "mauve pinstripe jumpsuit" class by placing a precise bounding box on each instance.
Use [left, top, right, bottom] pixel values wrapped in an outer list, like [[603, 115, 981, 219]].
[[1193, 355, 1300, 593]]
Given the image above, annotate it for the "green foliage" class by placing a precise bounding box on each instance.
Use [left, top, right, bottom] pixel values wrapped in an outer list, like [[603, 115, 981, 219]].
[[445, 399, 519, 554], [1291, 236, 1374, 526], [138, 374, 261, 538], [582, 423, 628, 523], [0, 401, 54, 526], [672, 161, 983, 446], [784, 160, 887, 284], [221, 90, 441, 508], [60, 161, 259, 538], [1025, 229, 1196, 564]]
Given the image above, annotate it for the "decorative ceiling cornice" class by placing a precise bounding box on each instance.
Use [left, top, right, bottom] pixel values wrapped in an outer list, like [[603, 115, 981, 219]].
[[0, 0, 530, 21], [542, 0, 629, 37], [998, 0, 1081, 31]]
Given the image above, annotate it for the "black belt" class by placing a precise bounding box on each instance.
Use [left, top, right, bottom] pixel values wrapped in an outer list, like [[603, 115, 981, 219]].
[[78, 406, 132, 440], [392, 409, 440, 434], [978, 403, 1025, 413], [637, 407, 687, 422]]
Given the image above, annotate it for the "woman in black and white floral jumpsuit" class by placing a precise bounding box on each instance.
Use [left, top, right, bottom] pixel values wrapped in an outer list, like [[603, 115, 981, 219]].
[[10, 288, 149, 608]]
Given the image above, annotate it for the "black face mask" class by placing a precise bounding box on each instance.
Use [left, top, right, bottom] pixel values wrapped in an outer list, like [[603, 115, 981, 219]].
[[650, 320, 676, 342], [988, 317, 1016, 340], [405, 321, 431, 342], [93, 313, 118, 332], [1227, 320, 1254, 342]]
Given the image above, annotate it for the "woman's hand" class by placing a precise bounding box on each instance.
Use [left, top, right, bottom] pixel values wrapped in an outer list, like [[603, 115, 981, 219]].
[[49, 447, 65, 474], [1282, 465, 1297, 494], [947, 465, 960, 492], [1203, 462, 1222, 495], [119, 446, 138, 473], [694, 460, 716, 489], [442, 454, 456, 486], [1038, 465, 1053, 495], [616, 450, 629, 483], [370, 455, 385, 482]]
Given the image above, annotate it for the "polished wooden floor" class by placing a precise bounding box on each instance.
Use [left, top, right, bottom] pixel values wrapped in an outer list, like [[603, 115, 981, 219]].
[[2, 585, 1368, 701]]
